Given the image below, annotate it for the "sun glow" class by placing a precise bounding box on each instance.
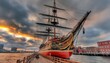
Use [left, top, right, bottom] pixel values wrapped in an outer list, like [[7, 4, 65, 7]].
[[0, 36, 7, 42], [0, 19, 42, 41], [0, 26, 10, 31]]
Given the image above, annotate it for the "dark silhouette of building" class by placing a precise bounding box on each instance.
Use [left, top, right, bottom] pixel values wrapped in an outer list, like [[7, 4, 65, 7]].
[[0, 44, 4, 49], [11, 47, 17, 52], [0, 44, 8, 52]]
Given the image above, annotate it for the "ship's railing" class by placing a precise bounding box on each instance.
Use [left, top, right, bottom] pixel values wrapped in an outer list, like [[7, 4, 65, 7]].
[[16, 53, 39, 63]]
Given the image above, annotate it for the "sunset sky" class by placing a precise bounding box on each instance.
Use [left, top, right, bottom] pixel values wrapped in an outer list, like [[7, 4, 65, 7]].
[[0, 0, 110, 50]]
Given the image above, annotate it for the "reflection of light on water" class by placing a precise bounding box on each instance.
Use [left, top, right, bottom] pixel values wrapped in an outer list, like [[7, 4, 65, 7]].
[[0, 53, 31, 63], [71, 55, 110, 63]]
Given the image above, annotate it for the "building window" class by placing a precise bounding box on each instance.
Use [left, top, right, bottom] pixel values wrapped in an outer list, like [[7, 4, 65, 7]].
[[108, 42, 110, 44]]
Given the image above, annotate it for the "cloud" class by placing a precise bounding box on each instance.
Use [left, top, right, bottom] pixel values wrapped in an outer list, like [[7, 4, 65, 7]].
[[0, 0, 39, 33], [0, 0, 43, 49], [0, 0, 110, 49]]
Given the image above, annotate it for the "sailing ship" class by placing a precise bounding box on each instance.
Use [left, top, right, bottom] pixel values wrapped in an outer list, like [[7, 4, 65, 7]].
[[36, 0, 91, 59]]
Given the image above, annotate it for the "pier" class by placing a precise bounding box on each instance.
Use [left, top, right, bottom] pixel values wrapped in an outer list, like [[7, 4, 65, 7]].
[[16, 53, 79, 63]]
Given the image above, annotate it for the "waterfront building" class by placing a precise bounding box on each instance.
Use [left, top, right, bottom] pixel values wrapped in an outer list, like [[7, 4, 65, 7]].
[[73, 47, 86, 54], [84, 47, 99, 54], [77, 47, 85, 54], [73, 47, 78, 53], [0, 44, 9, 52], [11, 47, 17, 52], [73, 46, 99, 54], [0, 44, 4, 52], [97, 40, 110, 54], [0, 44, 4, 49]]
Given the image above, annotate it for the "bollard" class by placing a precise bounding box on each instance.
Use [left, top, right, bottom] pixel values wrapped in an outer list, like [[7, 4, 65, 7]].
[[23, 57, 26, 63], [16, 59, 21, 63], [35, 54, 39, 59]]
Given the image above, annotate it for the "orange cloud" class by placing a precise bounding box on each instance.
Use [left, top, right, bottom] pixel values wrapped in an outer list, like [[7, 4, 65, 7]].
[[0, 19, 42, 41]]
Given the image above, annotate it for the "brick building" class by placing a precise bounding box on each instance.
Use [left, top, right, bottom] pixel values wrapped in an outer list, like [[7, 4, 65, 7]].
[[84, 47, 99, 54], [97, 40, 110, 54]]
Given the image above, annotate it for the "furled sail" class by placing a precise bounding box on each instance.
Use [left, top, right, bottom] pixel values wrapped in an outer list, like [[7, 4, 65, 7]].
[[50, 11, 91, 50]]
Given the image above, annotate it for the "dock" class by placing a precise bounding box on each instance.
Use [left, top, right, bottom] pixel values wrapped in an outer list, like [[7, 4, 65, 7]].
[[16, 53, 79, 63]]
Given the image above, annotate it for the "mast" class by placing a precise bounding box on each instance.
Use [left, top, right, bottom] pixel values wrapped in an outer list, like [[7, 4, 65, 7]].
[[37, 0, 71, 38], [52, 0, 57, 38]]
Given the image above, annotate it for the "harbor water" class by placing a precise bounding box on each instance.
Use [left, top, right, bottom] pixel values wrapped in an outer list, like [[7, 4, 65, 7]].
[[0, 53, 109, 63], [71, 55, 110, 63]]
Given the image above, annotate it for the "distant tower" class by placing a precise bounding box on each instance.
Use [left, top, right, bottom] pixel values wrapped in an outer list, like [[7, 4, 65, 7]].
[[0, 44, 4, 50], [11, 47, 17, 52]]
